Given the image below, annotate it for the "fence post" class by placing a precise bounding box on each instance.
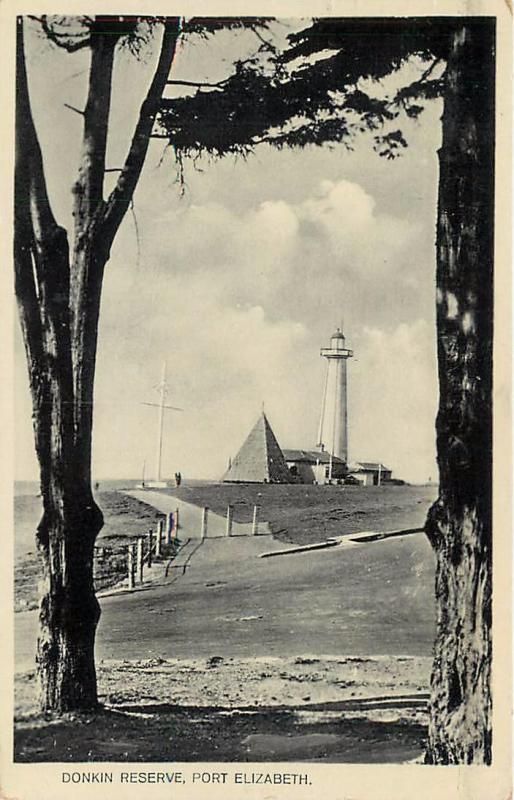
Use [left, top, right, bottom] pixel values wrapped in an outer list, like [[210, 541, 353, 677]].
[[201, 507, 209, 539], [127, 544, 135, 589], [137, 537, 144, 584], [148, 528, 154, 568], [155, 520, 163, 557], [226, 505, 233, 537], [252, 505, 260, 536], [175, 507, 180, 533], [166, 513, 173, 545]]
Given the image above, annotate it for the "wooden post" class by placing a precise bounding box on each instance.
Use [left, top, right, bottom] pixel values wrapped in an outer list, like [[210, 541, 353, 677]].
[[147, 528, 153, 568], [137, 537, 144, 584], [226, 505, 233, 537], [175, 507, 180, 536], [155, 519, 163, 557], [166, 512, 173, 545], [127, 544, 135, 589], [201, 507, 209, 539], [252, 505, 260, 536]]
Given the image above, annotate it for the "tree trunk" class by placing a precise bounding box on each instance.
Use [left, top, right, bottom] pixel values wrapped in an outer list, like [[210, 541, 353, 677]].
[[36, 482, 103, 710], [15, 18, 107, 711], [15, 17, 180, 711], [425, 21, 495, 764]]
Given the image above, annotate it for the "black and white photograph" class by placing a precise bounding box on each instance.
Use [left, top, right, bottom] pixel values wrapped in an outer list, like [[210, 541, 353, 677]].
[[2, 3, 512, 797]]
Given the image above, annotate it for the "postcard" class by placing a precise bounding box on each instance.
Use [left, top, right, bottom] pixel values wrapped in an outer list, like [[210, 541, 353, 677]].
[[1, 1, 511, 799]]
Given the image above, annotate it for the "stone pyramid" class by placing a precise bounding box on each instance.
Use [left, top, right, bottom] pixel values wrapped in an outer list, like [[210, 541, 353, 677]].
[[223, 412, 293, 483]]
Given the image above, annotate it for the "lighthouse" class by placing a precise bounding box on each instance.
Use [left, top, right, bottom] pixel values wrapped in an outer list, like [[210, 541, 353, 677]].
[[317, 328, 353, 463]]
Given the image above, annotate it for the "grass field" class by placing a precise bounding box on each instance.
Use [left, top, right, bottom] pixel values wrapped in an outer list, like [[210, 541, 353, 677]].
[[14, 492, 163, 611], [15, 484, 437, 610], [162, 483, 438, 545]]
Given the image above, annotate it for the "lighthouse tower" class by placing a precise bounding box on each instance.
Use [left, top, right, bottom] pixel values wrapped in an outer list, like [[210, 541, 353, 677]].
[[317, 328, 353, 463]]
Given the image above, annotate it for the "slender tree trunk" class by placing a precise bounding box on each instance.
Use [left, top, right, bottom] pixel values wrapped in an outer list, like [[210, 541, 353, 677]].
[[425, 21, 495, 764]]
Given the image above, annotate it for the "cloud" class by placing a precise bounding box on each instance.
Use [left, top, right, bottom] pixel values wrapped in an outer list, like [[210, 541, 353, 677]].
[[300, 178, 414, 259], [349, 319, 438, 483], [130, 175, 424, 322]]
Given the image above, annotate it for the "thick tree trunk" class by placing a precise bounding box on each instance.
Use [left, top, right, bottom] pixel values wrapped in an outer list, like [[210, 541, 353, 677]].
[[36, 480, 103, 710], [425, 21, 495, 764]]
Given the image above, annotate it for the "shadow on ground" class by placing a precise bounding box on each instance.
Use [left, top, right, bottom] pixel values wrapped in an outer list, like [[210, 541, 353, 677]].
[[15, 695, 427, 763]]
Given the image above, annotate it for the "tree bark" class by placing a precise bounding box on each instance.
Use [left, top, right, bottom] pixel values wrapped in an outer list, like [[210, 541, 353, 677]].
[[425, 21, 495, 764]]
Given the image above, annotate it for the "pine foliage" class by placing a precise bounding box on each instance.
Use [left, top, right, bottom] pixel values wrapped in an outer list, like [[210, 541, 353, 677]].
[[155, 17, 463, 158]]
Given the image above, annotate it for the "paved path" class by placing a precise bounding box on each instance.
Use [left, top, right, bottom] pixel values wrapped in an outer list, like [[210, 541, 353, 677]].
[[15, 527, 435, 673], [126, 490, 270, 538]]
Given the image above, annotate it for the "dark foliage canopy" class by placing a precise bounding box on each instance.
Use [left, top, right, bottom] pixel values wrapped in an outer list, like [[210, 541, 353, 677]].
[[30, 15, 492, 161], [155, 17, 490, 159]]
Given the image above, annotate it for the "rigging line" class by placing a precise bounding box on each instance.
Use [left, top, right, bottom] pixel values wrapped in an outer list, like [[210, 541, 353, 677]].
[[141, 402, 183, 411], [129, 198, 141, 270], [317, 357, 329, 448], [331, 359, 340, 458]]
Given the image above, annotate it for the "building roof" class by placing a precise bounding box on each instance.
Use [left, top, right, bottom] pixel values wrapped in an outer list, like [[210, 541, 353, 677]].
[[283, 449, 345, 465], [353, 462, 391, 472], [223, 413, 293, 484]]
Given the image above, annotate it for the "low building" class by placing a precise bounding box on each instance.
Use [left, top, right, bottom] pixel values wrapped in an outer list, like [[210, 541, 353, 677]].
[[346, 462, 392, 486], [283, 449, 347, 485]]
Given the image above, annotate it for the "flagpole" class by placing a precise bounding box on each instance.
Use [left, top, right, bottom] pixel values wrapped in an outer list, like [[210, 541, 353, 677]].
[[156, 361, 166, 481]]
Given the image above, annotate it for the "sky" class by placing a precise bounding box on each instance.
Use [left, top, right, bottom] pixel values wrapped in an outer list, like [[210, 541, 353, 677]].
[[15, 19, 443, 484]]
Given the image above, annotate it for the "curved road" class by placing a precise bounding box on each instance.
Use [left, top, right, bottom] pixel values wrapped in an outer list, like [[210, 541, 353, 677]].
[[15, 522, 435, 672]]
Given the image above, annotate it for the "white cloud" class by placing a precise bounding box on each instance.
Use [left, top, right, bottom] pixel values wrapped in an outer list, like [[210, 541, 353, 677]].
[[298, 178, 418, 277], [349, 319, 438, 483]]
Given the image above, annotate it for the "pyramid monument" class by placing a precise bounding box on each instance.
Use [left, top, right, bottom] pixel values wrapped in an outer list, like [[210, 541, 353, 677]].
[[223, 412, 293, 483]]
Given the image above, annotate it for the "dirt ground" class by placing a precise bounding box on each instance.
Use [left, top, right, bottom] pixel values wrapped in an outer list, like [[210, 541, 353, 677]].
[[15, 655, 431, 763], [163, 483, 437, 545]]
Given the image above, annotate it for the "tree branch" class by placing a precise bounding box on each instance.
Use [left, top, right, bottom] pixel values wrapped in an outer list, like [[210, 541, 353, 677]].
[[101, 18, 181, 244], [15, 19, 68, 278], [67, 18, 126, 451], [72, 18, 120, 236], [15, 18, 74, 483], [181, 17, 272, 37], [31, 15, 92, 52], [64, 102, 84, 116], [166, 78, 228, 89], [15, 25, 42, 366], [419, 56, 443, 83], [250, 24, 277, 54]]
